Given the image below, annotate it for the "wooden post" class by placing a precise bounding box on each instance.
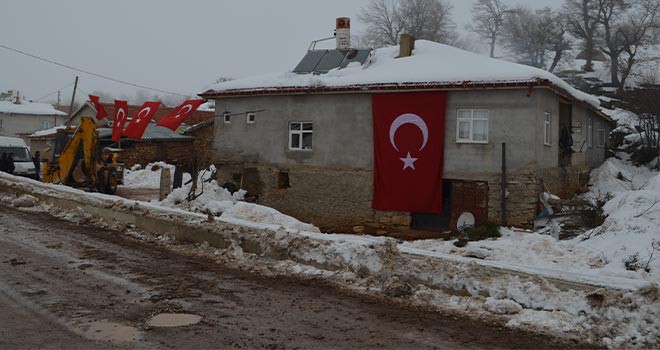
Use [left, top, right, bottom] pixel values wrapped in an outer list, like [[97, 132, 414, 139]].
[[66, 76, 78, 126], [501, 142, 507, 226], [159, 167, 172, 201]]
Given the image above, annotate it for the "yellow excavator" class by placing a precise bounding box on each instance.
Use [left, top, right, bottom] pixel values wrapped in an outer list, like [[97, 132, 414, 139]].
[[42, 116, 124, 194]]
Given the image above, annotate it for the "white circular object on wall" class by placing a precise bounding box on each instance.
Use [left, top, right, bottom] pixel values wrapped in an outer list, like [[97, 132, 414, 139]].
[[457, 212, 476, 230]]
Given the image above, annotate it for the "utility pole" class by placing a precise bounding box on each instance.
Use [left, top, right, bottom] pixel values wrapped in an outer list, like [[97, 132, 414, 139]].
[[66, 76, 79, 127], [57, 90, 61, 108]]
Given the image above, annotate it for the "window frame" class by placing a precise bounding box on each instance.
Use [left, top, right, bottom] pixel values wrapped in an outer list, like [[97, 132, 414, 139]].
[[288, 121, 313, 151], [456, 109, 489, 144], [587, 118, 593, 148], [223, 112, 231, 124], [246, 112, 256, 124], [41, 120, 51, 130], [597, 122, 606, 148], [543, 112, 552, 146]]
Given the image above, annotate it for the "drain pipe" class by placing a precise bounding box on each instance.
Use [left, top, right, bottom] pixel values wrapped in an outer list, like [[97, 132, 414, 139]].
[[501, 142, 507, 226]]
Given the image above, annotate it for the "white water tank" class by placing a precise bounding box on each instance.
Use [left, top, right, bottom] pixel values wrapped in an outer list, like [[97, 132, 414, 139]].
[[336, 17, 350, 50]]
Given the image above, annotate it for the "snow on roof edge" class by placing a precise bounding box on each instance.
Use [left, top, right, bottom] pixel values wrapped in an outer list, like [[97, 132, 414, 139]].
[[202, 40, 600, 109]]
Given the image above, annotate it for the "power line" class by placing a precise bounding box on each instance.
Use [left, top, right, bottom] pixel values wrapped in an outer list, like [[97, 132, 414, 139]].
[[0, 43, 188, 97]]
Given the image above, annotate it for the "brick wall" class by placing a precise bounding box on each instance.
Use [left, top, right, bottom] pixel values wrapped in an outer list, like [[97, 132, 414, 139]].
[[187, 124, 214, 169], [120, 141, 195, 168]]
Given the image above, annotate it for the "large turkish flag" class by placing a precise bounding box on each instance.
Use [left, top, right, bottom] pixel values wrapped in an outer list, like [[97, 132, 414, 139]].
[[124, 101, 161, 139], [372, 92, 446, 213]]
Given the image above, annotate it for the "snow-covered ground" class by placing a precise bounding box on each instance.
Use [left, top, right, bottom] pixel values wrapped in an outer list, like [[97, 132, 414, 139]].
[[403, 156, 660, 284], [0, 159, 660, 348]]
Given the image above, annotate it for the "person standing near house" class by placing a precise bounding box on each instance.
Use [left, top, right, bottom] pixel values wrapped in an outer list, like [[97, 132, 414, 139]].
[[32, 151, 41, 179], [7, 153, 15, 174], [0, 152, 7, 173]]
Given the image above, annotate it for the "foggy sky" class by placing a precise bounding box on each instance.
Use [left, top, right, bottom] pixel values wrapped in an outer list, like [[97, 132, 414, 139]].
[[0, 0, 559, 106]]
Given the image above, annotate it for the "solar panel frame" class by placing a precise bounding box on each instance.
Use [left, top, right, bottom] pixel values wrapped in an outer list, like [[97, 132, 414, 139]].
[[293, 48, 373, 74], [313, 50, 347, 73], [292, 50, 329, 73], [339, 49, 371, 68]]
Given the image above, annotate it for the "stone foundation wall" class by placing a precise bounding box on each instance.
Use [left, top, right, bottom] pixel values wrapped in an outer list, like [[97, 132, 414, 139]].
[[215, 163, 376, 231], [214, 161, 589, 233]]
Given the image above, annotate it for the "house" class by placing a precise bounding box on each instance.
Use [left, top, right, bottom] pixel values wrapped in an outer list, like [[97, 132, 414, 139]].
[[199, 37, 612, 234], [28, 101, 213, 167], [0, 98, 67, 139]]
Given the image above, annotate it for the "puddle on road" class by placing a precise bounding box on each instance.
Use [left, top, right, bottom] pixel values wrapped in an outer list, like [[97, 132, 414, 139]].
[[83, 321, 141, 342], [147, 313, 202, 328]]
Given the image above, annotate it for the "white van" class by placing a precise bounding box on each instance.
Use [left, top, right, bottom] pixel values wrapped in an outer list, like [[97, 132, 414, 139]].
[[0, 136, 36, 178]]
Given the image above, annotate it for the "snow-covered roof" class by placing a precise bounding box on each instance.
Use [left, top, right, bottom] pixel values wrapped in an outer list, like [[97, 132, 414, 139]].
[[0, 101, 67, 116], [202, 40, 600, 109], [29, 125, 70, 138]]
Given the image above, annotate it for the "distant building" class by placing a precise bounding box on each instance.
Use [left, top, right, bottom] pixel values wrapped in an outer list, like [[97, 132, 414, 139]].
[[0, 98, 67, 139]]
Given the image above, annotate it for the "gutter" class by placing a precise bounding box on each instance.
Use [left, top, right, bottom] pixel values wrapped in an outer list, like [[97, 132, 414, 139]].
[[199, 79, 606, 120]]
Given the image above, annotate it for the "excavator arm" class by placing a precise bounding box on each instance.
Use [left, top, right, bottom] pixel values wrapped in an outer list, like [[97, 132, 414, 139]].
[[42, 117, 99, 186]]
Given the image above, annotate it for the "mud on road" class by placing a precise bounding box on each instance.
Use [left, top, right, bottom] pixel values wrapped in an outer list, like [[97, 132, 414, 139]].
[[0, 205, 582, 349]]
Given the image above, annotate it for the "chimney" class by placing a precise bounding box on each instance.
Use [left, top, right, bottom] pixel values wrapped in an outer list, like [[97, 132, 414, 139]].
[[398, 34, 415, 58], [336, 17, 351, 50], [14, 91, 20, 104]]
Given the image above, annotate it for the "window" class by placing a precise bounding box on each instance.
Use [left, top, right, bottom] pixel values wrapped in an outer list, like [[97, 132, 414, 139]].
[[276, 171, 290, 189], [0, 119, 3, 128], [41, 120, 51, 130], [587, 118, 593, 148], [456, 109, 488, 143], [572, 121, 582, 135], [544, 113, 552, 146], [223, 112, 231, 124], [246, 112, 256, 124], [597, 122, 606, 147], [289, 122, 313, 150]]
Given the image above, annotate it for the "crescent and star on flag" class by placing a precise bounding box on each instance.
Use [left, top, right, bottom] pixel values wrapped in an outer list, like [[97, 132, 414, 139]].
[[388, 113, 429, 171]]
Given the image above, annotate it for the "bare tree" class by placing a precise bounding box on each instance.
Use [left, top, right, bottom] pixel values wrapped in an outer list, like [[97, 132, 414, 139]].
[[502, 6, 548, 67], [564, 0, 601, 71], [617, 0, 660, 91], [358, 0, 455, 48], [540, 8, 572, 73], [468, 0, 508, 58], [399, 0, 455, 43], [502, 6, 570, 70], [358, 0, 404, 47]]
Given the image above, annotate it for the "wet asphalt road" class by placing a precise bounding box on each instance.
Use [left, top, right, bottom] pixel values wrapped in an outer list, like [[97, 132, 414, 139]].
[[0, 205, 576, 349]]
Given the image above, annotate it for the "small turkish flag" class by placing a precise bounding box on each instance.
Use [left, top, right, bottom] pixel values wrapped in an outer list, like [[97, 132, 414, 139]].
[[372, 92, 447, 213], [89, 95, 108, 120], [156, 99, 205, 131], [112, 100, 128, 143], [123, 101, 161, 139]]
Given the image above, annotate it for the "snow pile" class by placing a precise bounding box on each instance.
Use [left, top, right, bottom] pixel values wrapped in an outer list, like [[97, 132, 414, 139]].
[[207, 40, 599, 108], [221, 202, 320, 233], [0, 101, 67, 116], [153, 165, 320, 233], [158, 166, 236, 214], [403, 228, 608, 277], [122, 162, 183, 189], [578, 157, 660, 278]]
